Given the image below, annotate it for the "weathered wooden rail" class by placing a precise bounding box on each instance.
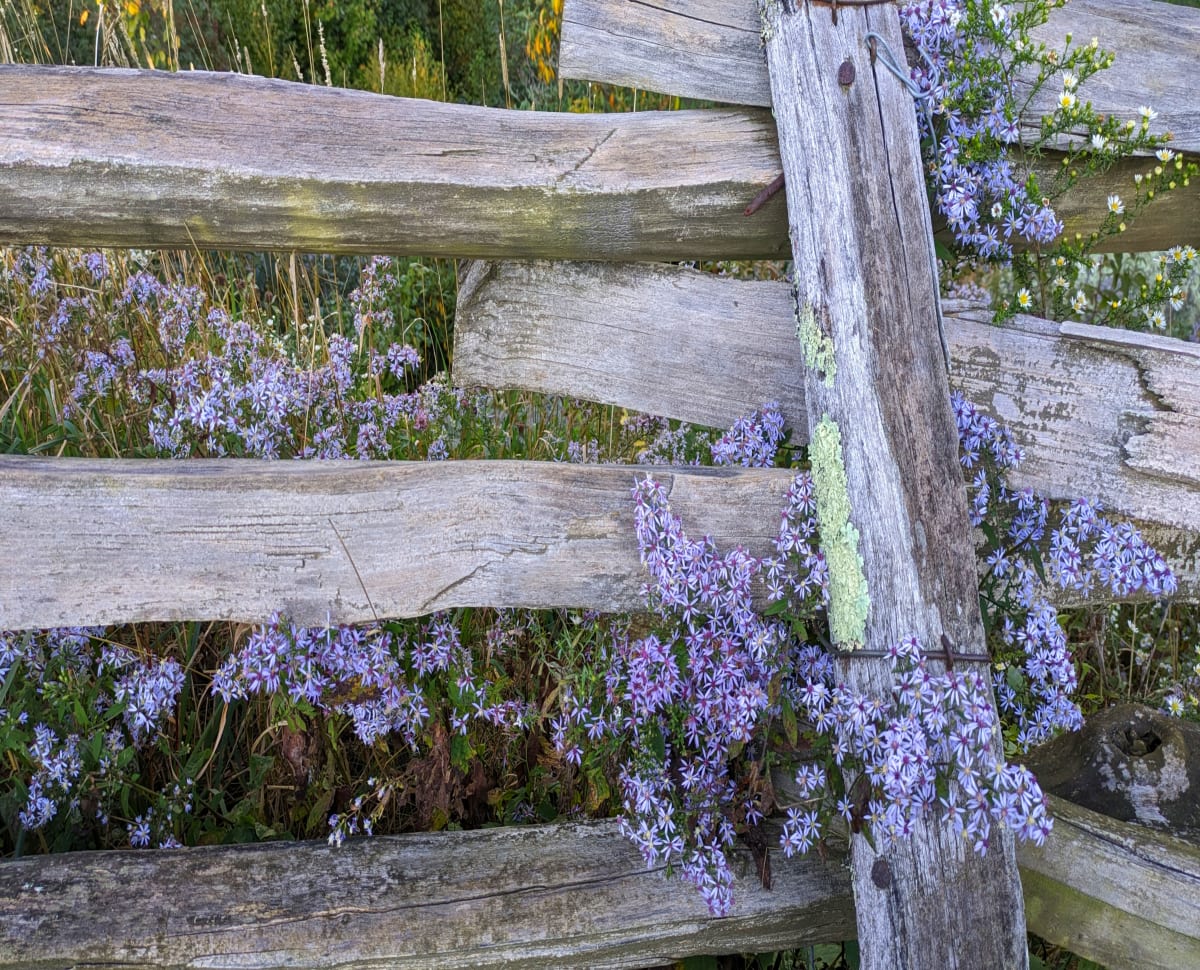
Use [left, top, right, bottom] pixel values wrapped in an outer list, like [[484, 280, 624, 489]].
[[2, 796, 1197, 970]]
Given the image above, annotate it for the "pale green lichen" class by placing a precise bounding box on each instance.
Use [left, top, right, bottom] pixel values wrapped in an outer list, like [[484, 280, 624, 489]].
[[795, 298, 836, 387], [809, 415, 869, 648]]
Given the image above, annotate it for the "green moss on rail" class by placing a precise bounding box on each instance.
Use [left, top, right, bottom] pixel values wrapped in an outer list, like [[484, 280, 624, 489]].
[[795, 299, 836, 387], [809, 415, 869, 647]]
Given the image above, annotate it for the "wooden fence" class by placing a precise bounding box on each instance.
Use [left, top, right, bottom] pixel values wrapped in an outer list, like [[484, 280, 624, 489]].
[[2, 0, 1200, 967]]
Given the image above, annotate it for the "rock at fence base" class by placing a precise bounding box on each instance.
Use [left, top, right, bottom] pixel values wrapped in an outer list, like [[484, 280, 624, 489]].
[[1023, 703, 1200, 839]]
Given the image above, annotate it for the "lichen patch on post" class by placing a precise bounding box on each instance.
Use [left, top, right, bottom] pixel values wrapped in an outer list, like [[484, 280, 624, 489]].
[[795, 297, 836, 387], [809, 415, 869, 647]]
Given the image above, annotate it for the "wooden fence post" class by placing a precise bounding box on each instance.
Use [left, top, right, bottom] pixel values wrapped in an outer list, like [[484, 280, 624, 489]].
[[758, 2, 1028, 967]]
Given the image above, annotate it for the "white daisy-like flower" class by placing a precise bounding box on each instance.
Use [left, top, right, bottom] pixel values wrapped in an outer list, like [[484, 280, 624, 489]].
[[991, 4, 1007, 27], [1072, 291, 1088, 313], [1139, 105, 1159, 122], [1156, 148, 1176, 163], [1090, 133, 1107, 151], [1107, 194, 1125, 215], [1062, 71, 1079, 90], [1058, 91, 1077, 111], [1016, 288, 1033, 309], [991, 202, 1004, 219]]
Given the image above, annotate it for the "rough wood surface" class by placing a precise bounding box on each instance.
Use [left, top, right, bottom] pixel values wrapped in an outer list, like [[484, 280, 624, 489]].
[[0, 459, 793, 631], [0, 66, 789, 260], [761, 4, 1025, 967], [559, 0, 1200, 253], [561, 0, 1199, 146], [1023, 704, 1200, 838], [0, 819, 856, 970], [454, 261, 1200, 600], [2, 797, 1196, 970], [0, 64, 1193, 257], [1020, 795, 1200, 970]]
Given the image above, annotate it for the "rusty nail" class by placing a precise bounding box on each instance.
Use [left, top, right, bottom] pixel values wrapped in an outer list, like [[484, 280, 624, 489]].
[[837, 59, 855, 86]]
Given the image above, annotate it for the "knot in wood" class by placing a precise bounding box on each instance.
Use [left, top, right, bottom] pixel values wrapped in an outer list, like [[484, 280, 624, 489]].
[[837, 59, 855, 87], [870, 858, 892, 889]]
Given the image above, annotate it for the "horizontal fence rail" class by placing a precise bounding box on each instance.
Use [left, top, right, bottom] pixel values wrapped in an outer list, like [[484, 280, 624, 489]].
[[1, 797, 1196, 970], [0, 65, 1193, 257], [561, 0, 1199, 143], [454, 261, 1200, 599], [558, 0, 1200, 254], [0, 460, 792, 631]]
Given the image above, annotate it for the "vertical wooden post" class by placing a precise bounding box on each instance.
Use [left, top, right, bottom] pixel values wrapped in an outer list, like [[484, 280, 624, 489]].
[[758, 2, 1028, 967]]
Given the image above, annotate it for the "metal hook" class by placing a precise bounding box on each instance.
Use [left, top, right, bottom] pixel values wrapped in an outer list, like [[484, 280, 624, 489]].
[[864, 30, 938, 130]]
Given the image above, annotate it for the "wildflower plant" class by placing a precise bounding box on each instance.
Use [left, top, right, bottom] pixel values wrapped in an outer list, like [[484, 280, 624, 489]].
[[899, 0, 1197, 329]]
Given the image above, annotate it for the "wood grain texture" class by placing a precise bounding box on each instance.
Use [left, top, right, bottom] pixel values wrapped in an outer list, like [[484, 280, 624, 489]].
[[0, 819, 856, 970], [559, 0, 1200, 253], [1, 797, 1195, 970], [1019, 796, 1200, 970], [0, 64, 1193, 257], [0, 459, 793, 631], [561, 0, 1200, 149], [762, 3, 1026, 967], [454, 261, 1200, 600], [0, 66, 789, 260]]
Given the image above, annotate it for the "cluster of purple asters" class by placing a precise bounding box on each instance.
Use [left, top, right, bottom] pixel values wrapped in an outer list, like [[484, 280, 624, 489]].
[[898, 1, 1064, 256], [954, 392, 1175, 746], [1, 627, 185, 838], [12, 249, 456, 462], [212, 614, 534, 749], [782, 638, 1052, 857]]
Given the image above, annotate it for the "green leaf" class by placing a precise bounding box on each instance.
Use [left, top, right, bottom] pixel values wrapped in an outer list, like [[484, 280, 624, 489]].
[[781, 697, 798, 747], [248, 753, 274, 790], [451, 732, 474, 773], [763, 597, 789, 616], [682, 957, 719, 970]]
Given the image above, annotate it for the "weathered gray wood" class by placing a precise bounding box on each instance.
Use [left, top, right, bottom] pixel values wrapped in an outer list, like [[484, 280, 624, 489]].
[[0, 819, 856, 970], [1020, 795, 1200, 970], [0, 65, 788, 260], [453, 261, 1200, 600], [0, 65, 1194, 257], [559, 0, 1200, 253], [760, 4, 1026, 967], [561, 0, 1200, 149], [1023, 704, 1200, 839], [2, 797, 1196, 970], [0, 459, 793, 631]]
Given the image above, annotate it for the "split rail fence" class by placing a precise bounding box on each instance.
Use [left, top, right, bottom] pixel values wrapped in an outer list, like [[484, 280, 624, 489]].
[[1, 0, 1199, 967]]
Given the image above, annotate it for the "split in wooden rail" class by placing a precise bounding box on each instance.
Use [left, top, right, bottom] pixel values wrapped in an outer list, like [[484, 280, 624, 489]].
[[0, 459, 792, 631], [0, 64, 1193, 257], [454, 261, 1200, 600], [1, 796, 1196, 970]]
